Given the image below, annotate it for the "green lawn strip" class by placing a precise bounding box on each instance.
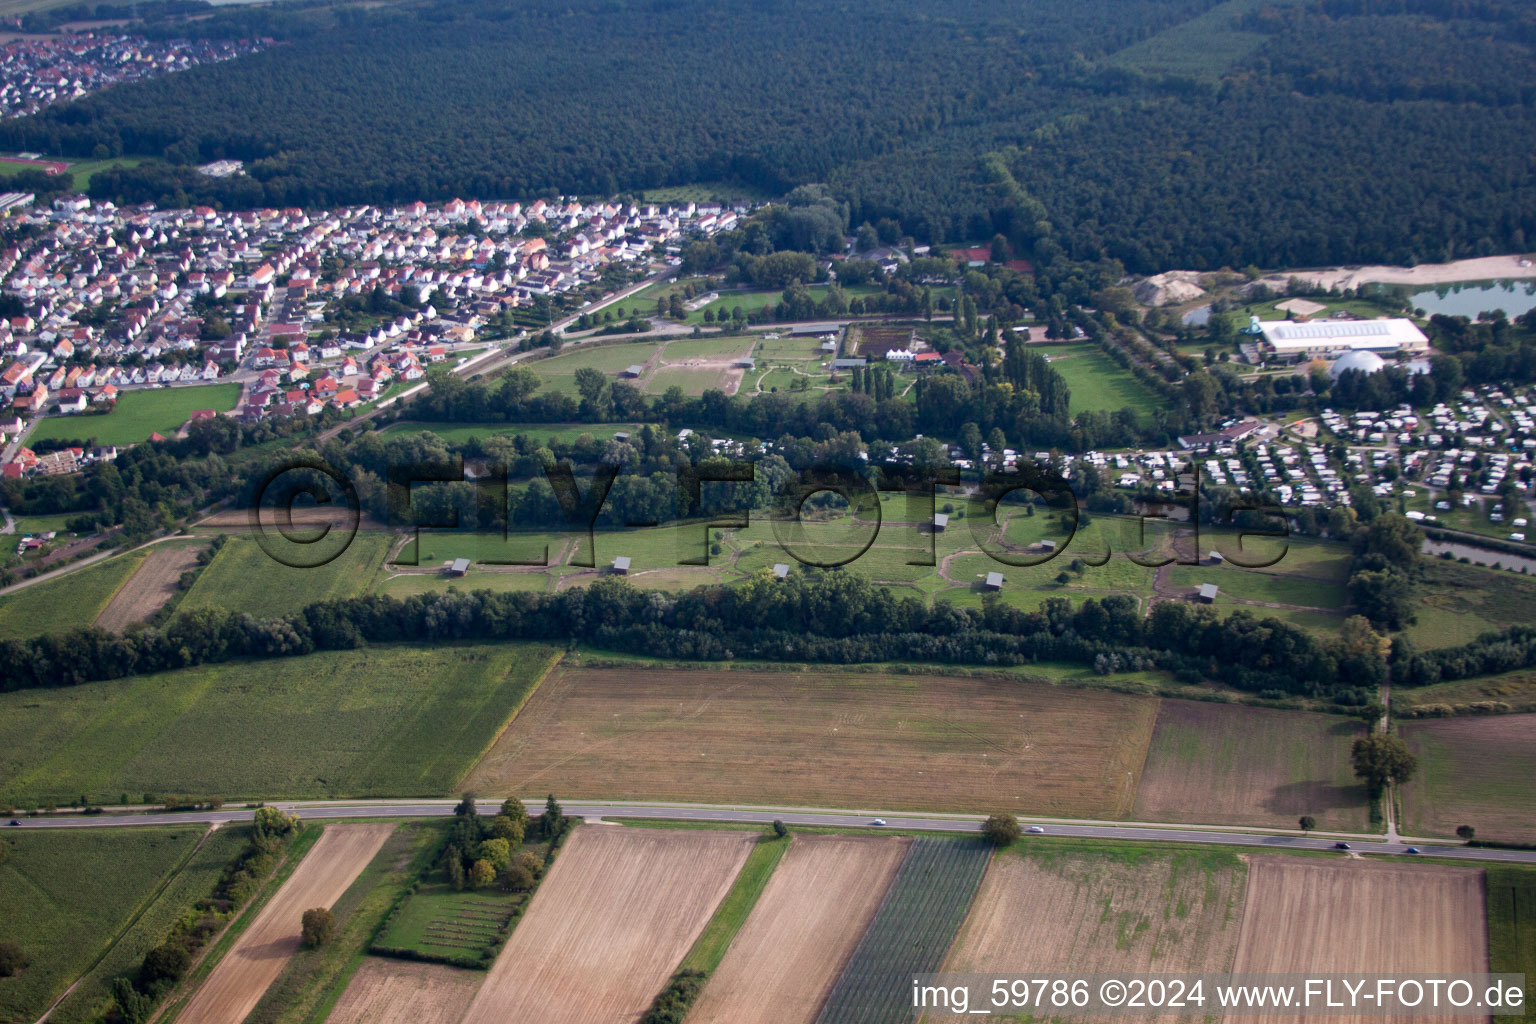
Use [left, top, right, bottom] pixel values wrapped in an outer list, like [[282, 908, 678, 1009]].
[[241, 823, 443, 1024], [47, 825, 252, 1024], [0, 549, 147, 640], [0, 826, 207, 1024], [1486, 866, 1536, 1024], [159, 824, 326, 1024], [179, 533, 391, 618]]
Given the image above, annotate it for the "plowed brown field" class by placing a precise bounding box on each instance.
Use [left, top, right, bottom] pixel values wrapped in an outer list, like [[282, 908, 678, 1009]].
[[174, 823, 394, 1024], [689, 835, 910, 1024], [930, 844, 1248, 1023], [458, 826, 754, 1024], [94, 542, 204, 632], [1225, 856, 1488, 1024], [325, 958, 482, 1024]]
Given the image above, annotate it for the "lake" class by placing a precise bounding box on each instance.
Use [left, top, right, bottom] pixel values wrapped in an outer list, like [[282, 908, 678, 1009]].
[[1402, 279, 1536, 320]]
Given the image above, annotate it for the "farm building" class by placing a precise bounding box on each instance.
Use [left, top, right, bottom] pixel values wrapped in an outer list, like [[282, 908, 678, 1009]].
[[933, 513, 949, 532], [1207, 550, 1224, 565], [612, 555, 631, 574], [446, 557, 470, 577], [1257, 319, 1428, 357], [1196, 583, 1219, 603], [830, 357, 867, 370], [620, 364, 645, 378], [983, 571, 1004, 591], [772, 562, 790, 579]]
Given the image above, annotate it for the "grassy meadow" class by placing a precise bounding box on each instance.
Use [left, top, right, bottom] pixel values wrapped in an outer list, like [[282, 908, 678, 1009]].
[[0, 643, 562, 805]]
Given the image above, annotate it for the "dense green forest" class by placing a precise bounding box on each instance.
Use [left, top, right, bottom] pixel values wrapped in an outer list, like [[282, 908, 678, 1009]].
[[6, 0, 1536, 270]]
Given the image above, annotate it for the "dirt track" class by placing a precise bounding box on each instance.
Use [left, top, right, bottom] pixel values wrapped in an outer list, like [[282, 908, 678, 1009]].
[[173, 823, 395, 1024], [459, 826, 753, 1024], [1226, 856, 1488, 1024], [325, 958, 482, 1024], [94, 542, 204, 632], [689, 835, 909, 1024]]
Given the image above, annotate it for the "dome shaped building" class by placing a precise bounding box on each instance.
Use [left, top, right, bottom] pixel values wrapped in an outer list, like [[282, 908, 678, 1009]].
[[1329, 349, 1387, 379]]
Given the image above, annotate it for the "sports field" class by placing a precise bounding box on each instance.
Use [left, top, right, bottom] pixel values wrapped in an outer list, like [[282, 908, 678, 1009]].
[[180, 532, 391, 618], [27, 383, 241, 447], [0, 643, 561, 804], [1227, 857, 1488, 1024], [1134, 701, 1370, 831], [459, 827, 754, 1024], [174, 824, 395, 1024], [690, 835, 909, 1024], [0, 549, 146, 640], [0, 826, 208, 1023], [1028, 344, 1161, 416], [1398, 714, 1536, 843], [462, 666, 1161, 816]]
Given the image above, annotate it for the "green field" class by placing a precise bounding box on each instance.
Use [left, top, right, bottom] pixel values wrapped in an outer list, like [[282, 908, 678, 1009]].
[[180, 532, 391, 618], [0, 827, 208, 1024], [0, 154, 147, 192], [814, 838, 992, 1024], [1409, 560, 1536, 649], [528, 341, 663, 392], [679, 834, 789, 974], [0, 643, 562, 805], [1398, 714, 1536, 843], [27, 383, 241, 447], [1108, 0, 1308, 80], [1134, 700, 1370, 831], [47, 825, 253, 1024], [1166, 564, 1348, 609], [0, 549, 146, 640], [1487, 866, 1536, 1024], [1032, 344, 1162, 416]]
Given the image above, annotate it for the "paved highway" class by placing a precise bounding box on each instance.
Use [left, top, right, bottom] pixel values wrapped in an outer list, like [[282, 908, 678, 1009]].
[[10, 798, 1536, 865]]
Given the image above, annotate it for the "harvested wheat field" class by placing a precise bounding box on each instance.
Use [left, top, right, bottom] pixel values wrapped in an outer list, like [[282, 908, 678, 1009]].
[[463, 667, 1160, 816], [459, 826, 755, 1024], [1226, 856, 1488, 1024], [175, 823, 395, 1024], [325, 958, 482, 1024], [94, 542, 205, 632], [690, 835, 910, 1024]]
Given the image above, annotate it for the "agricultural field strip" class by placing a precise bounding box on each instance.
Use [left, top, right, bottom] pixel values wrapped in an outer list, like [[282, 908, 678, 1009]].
[[1225, 856, 1489, 1024], [689, 835, 911, 1024], [813, 838, 993, 1024], [171, 824, 395, 1024], [458, 827, 755, 1024]]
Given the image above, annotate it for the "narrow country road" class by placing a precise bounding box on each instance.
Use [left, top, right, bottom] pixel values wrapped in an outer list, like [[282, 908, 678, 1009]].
[[9, 797, 1532, 864]]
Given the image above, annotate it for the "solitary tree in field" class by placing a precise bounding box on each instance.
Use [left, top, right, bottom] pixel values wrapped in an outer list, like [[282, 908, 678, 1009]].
[[1457, 825, 1476, 841], [1350, 734, 1417, 795], [0, 941, 26, 978], [982, 813, 1022, 846], [300, 908, 334, 949], [772, 819, 789, 839], [1299, 816, 1316, 832]]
